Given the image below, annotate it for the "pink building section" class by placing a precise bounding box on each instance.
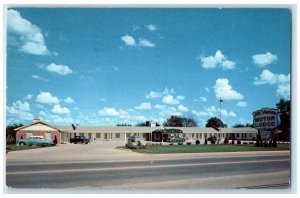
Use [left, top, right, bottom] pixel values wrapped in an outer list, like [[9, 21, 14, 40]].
[[16, 130, 61, 143]]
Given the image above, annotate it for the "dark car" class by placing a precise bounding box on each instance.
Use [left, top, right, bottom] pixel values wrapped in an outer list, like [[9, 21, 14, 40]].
[[70, 136, 90, 144]]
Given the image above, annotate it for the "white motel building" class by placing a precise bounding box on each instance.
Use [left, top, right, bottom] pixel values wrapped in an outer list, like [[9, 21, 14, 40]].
[[15, 118, 258, 144]]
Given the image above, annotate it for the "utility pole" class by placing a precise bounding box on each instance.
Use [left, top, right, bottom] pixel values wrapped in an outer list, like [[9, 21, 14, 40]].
[[219, 97, 223, 127]]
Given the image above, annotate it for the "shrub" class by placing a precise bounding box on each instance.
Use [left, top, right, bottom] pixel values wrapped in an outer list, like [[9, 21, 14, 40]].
[[249, 141, 254, 144], [243, 142, 248, 144], [210, 139, 215, 144], [137, 141, 141, 147], [178, 142, 183, 145], [237, 140, 241, 145], [231, 140, 235, 145], [224, 137, 229, 145], [195, 140, 200, 145], [204, 139, 208, 145], [186, 142, 191, 145]]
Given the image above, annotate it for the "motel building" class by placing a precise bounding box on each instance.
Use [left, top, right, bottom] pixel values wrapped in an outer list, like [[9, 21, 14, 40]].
[[15, 118, 258, 144]]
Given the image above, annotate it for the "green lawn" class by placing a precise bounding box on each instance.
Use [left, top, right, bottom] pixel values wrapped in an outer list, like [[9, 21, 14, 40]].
[[131, 144, 290, 154], [6, 144, 54, 153]]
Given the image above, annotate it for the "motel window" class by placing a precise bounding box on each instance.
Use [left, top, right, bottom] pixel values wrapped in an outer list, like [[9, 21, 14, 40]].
[[200, 133, 202, 139], [182, 134, 186, 138], [249, 133, 252, 137], [192, 133, 194, 138], [96, 133, 101, 138], [79, 133, 84, 136], [236, 133, 240, 138], [126, 133, 130, 137], [116, 133, 120, 138]]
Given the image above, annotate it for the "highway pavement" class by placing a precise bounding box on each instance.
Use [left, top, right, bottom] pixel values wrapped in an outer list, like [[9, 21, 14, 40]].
[[5, 143, 291, 191]]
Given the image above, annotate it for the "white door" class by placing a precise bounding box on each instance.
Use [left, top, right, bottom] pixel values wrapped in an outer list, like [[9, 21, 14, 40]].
[[45, 132, 52, 140]]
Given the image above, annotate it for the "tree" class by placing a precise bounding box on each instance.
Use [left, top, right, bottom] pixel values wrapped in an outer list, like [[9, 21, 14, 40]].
[[136, 121, 160, 127], [6, 123, 23, 145], [276, 99, 291, 141], [163, 116, 198, 127], [205, 117, 227, 128]]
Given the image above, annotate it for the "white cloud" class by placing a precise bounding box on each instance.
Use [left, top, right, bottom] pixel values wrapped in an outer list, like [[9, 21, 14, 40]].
[[214, 78, 243, 100], [162, 95, 180, 105], [26, 94, 33, 100], [98, 107, 128, 117], [277, 84, 290, 99], [121, 35, 155, 48], [51, 104, 70, 115], [146, 88, 175, 99], [121, 35, 136, 46], [64, 97, 75, 104], [254, 70, 277, 85], [146, 91, 162, 99], [42, 63, 73, 75], [176, 95, 185, 100], [36, 92, 59, 104], [252, 52, 278, 67], [113, 66, 119, 71], [7, 9, 49, 55], [147, 24, 157, 31], [138, 39, 155, 47], [205, 87, 210, 92], [135, 102, 152, 110], [200, 97, 207, 102], [7, 100, 33, 120], [157, 105, 182, 117], [178, 104, 189, 112], [41, 114, 74, 124], [193, 97, 207, 102], [237, 101, 248, 107], [192, 105, 236, 118], [254, 70, 290, 99], [32, 75, 49, 82], [132, 25, 140, 32], [200, 50, 236, 70]]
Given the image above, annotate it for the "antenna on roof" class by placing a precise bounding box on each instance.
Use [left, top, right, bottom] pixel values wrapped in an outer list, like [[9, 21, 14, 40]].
[[72, 124, 79, 131]]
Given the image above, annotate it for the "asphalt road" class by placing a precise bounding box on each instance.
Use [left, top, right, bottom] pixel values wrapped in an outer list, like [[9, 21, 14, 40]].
[[6, 151, 291, 191]]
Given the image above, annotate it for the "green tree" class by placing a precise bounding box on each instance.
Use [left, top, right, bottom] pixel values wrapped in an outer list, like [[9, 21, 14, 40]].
[[6, 123, 23, 145], [276, 99, 291, 141], [163, 116, 198, 127], [205, 117, 227, 128], [136, 121, 160, 127]]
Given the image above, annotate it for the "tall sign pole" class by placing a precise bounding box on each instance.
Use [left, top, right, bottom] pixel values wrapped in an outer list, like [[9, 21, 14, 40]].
[[219, 97, 223, 127]]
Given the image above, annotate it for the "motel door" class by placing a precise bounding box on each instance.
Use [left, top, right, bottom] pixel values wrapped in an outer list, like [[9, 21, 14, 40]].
[[45, 132, 52, 140]]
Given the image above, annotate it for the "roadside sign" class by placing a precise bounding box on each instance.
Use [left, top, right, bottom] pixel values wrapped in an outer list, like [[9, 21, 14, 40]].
[[252, 108, 280, 129]]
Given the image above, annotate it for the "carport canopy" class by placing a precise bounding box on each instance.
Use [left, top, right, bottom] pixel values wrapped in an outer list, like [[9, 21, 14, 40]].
[[152, 128, 183, 134]]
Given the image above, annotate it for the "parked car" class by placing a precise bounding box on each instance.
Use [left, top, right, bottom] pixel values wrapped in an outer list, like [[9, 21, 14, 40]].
[[70, 136, 90, 144], [16, 136, 53, 146], [169, 136, 185, 143]]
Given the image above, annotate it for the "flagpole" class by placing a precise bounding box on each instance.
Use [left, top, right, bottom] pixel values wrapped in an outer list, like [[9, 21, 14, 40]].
[[219, 97, 223, 127]]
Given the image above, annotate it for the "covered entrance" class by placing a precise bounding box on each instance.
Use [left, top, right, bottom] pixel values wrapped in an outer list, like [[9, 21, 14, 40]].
[[151, 128, 183, 142]]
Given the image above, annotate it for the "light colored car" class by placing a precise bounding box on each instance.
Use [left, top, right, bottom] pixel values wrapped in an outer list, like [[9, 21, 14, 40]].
[[16, 136, 53, 146], [170, 136, 185, 142]]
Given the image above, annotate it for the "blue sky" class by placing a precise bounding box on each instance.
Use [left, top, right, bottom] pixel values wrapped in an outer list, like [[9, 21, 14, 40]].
[[6, 8, 291, 127]]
